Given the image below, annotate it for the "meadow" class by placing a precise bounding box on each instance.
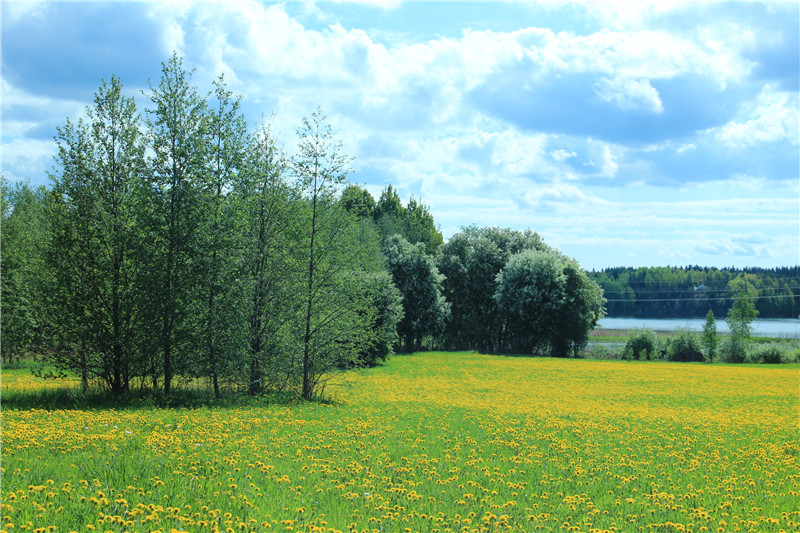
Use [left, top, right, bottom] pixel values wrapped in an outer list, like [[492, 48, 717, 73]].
[[2, 353, 799, 533]]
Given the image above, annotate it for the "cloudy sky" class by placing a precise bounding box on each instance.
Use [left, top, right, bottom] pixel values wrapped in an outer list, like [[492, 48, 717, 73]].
[[2, 1, 798, 270]]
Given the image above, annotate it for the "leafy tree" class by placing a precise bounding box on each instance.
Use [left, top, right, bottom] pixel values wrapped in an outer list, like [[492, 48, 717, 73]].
[[403, 196, 443, 255], [495, 249, 604, 357], [239, 119, 297, 395], [340, 183, 376, 221], [667, 328, 704, 362], [701, 310, 718, 362], [1, 179, 49, 364], [723, 288, 759, 363], [46, 75, 148, 393], [548, 259, 607, 357], [196, 74, 247, 397], [371, 186, 443, 255], [439, 226, 551, 352], [373, 185, 405, 240], [143, 53, 210, 395], [292, 109, 380, 399], [382, 234, 449, 352], [353, 270, 404, 367], [622, 328, 661, 361]]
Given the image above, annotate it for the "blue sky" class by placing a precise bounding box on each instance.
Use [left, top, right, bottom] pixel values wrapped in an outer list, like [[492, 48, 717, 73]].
[[2, 1, 798, 270]]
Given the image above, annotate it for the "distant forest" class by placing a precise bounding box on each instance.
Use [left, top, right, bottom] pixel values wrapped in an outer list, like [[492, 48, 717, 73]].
[[588, 266, 800, 318]]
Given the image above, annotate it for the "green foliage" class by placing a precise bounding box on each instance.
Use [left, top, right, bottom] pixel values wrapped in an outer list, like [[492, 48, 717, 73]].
[[340, 183, 376, 221], [438, 226, 551, 353], [382, 234, 449, 352], [143, 53, 212, 395], [237, 119, 296, 396], [623, 328, 661, 360], [292, 108, 381, 399], [718, 335, 749, 364], [589, 266, 799, 318], [1, 178, 49, 363], [355, 270, 404, 366], [749, 343, 789, 364], [723, 290, 759, 363], [667, 328, 704, 362], [372, 185, 443, 255], [701, 310, 719, 362], [494, 249, 605, 357], [46, 75, 148, 394]]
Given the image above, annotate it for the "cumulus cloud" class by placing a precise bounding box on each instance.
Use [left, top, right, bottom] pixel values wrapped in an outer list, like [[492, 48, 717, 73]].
[[1, 1, 797, 269], [716, 85, 799, 147]]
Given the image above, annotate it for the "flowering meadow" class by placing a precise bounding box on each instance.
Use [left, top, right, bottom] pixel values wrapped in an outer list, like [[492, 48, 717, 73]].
[[2, 353, 799, 533]]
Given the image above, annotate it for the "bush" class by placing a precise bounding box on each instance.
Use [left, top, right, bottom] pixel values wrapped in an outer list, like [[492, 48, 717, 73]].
[[623, 328, 661, 361], [667, 328, 705, 362], [749, 343, 788, 364], [719, 335, 748, 363]]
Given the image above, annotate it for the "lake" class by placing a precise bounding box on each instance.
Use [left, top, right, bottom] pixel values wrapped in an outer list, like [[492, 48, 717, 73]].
[[598, 317, 800, 338]]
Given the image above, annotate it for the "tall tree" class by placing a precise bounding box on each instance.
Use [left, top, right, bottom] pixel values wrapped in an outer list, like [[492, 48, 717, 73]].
[[495, 249, 605, 357], [382, 234, 449, 352], [723, 281, 759, 363], [1, 179, 49, 364], [404, 196, 443, 255], [143, 53, 209, 395], [239, 119, 296, 395], [46, 75, 147, 393], [340, 183, 376, 221], [292, 108, 379, 400], [701, 309, 718, 362], [197, 74, 247, 397]]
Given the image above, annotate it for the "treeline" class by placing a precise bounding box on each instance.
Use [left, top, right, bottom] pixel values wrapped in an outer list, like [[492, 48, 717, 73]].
[[1, 54, 605, 399], [589, 266, 799, 318]]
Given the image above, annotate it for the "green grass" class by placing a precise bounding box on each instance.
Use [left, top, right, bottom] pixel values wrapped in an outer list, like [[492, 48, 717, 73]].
[[2, 353, 799, 533]]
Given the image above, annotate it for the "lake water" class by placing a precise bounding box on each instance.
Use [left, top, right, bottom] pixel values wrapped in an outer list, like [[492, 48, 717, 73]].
[[598, 317, 800, 338]]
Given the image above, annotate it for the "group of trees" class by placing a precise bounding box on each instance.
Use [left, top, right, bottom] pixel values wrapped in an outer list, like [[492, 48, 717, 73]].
[[2, 54, 609, 398], [591, 266, 799, 318], [437, 227, 606, 357], [2, 55, 403, 399], [622, 291, 774, 364]]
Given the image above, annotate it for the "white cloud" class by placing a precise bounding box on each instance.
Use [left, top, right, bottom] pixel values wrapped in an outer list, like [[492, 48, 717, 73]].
[[593, 77, 664, 114], [716, 85, 799, 147], [1, 137, 57, 182], [550, 149, 577, 162]]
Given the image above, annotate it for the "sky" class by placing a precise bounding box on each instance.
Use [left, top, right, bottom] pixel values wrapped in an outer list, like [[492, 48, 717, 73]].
[[2, 1, 798, 271]]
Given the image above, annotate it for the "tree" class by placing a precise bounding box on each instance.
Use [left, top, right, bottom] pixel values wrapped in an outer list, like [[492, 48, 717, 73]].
[[143, 53, 210, 395], [197, 74, 247, 397], [353, 270, 404, 367], [239, 119, 296, 395], [723, 289, 758, 363], [495, 249, 605, 357], [292, 108, 380, 399], [438, 226, 551, 352], [1, 179, 49, 364], [340, 183, 375, 221], [46, 75, 147, 393], [403, 196, 443, 255], [373, 185, 405, 240], [701, 309, 718, 362], [382, 234, 449, 352], [371, 186, 443, 254]]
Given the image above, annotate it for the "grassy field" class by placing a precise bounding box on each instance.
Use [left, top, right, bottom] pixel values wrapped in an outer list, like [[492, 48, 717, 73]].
[[2, 353, 799, 533]]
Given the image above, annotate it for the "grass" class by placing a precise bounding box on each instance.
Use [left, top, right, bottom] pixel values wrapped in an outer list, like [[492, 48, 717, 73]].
[[2, 352, 799, 533]]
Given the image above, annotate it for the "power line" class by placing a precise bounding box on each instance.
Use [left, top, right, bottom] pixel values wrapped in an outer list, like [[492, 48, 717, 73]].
[[605, 294, 799, 303]]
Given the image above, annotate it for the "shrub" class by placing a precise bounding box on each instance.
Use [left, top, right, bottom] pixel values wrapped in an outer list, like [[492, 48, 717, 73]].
[[667, 328, 705, 362], [623, 328, 661, 361], [719, 335, 748, 363], [749, 343, 788, 364]]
